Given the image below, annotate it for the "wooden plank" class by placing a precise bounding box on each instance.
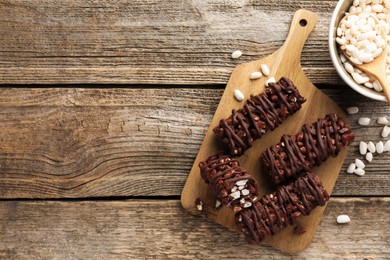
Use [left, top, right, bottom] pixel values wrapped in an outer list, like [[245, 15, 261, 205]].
[[0, 87, 388, 198], [0, 0, 341, 85], [0, 198, 388, 259]]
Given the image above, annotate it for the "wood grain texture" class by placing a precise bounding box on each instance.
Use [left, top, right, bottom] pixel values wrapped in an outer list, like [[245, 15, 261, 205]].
[[0, 87, 389, 198], [0, 0, 342, 85], [0, 198, 388, 259]]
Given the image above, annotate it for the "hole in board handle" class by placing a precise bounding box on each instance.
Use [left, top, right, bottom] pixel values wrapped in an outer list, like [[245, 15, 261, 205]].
[[299, 19, 307, 27]]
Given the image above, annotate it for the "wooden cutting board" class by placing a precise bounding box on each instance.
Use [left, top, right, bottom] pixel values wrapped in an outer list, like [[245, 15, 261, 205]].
[[181, 9, 349, 253]]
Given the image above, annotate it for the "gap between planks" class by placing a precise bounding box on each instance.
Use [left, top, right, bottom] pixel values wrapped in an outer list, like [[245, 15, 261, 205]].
[[1, 194, 389, 203]]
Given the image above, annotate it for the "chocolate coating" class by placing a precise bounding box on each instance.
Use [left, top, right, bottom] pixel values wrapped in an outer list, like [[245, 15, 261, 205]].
[[262, 113, 355, 185], [199, 153, 258, 212], [235, 172, 329, 244], [213, 77, 306, 156]]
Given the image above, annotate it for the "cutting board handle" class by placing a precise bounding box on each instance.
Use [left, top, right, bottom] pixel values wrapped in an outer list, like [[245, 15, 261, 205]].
[[281, 9, 318, 65]]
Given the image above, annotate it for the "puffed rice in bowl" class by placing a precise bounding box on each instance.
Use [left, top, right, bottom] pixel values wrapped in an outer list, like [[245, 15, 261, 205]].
[[329, 0, 390, 102]]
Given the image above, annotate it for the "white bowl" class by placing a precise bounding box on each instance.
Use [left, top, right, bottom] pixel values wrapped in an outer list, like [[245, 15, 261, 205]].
[[329, 0, 386, 102]]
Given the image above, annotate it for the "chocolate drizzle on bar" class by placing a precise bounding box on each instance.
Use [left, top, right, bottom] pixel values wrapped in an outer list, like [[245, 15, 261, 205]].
[[213, 77, 306, 156], [235, 172, 329, 244], [199, 154, 259, 212], [262, 114, 355, 185]]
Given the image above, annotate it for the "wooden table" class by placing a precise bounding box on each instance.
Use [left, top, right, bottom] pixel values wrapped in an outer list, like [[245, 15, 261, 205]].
[[0, 0, 389, 259]]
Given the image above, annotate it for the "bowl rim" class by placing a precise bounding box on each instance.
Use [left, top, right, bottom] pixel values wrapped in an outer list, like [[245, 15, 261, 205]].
[[328, 0, 386, 102]]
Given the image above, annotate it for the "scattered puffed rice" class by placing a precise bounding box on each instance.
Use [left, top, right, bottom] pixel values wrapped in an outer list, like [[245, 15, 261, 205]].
[[346, 106, 359, 114], [236, 180, 248, 186], [261, 64, 270, 76], [358, 117, 371, 126], [355, 158, 365, 169], [265, 77, 276, 87], [243, 202, 252, 208], [366, 152, 373, 162], [250, 72, 262, 80], [337, 214, 351, 224], [382, 125, 390, 138], [347, 163, 356, 173], [354, 168, 365, 176], [234, 89, 244, 101], [359, 141, 368, 155], [241, 189, 249, 196], [230, 190, 241, 199], [231, 50, 242, 59], [384, 140, 390, 152], [377, 117, 389, 125], [376, 141, 384, 153], [196, 199, 204, 211], [368, 141, 376, 153]]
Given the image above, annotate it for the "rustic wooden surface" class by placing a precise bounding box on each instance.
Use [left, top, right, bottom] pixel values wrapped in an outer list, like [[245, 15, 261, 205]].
[[0, 0, 389, 258], [0, 198, 389, 259], [0, 88, 388, 198], [1, 0, 342, 85]]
